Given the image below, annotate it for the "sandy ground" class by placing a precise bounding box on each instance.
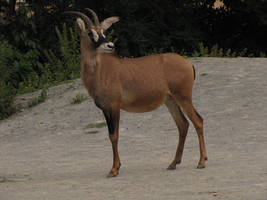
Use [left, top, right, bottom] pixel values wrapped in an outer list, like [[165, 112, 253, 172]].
[[0, 58, 266, 200]]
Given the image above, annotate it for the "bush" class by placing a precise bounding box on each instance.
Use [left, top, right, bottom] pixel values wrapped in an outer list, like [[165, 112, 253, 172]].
[[27, 88, 48, 108], [71, 93, 88, 104], [44, 24, 80, 82], [192, 43, 240, 57], [0, 38, 17, 119], [0, 37, 48, 119], [0, 84, 16, 120], [0, 23, 80, 119], [14, 49, 43, 94]]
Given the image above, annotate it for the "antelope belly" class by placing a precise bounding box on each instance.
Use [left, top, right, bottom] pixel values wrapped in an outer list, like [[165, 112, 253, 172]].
[[120, 93, 166, 113]]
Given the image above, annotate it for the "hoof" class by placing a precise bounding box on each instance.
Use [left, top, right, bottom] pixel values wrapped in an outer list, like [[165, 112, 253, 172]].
[[107, 163, 121, 177], [197, 163, 206, 169], [107, 171, 119, 178], [167, 164, 176, 170], [167, 160, 181, 170]]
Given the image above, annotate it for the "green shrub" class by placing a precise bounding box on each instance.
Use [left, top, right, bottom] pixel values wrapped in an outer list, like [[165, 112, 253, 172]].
[[0, 39, 17, 85], [260, 52, 266, 57], [27, 88, 48, 108], [44, 24, 80, 83], [226, 49, 232, 57], [0, 38, 17, 119], [0, 84, 16, 120], [71, 93, 88, 104], [198, 42, 209, 57], [14, 49, 44, 94], [239, 48, 248, 57], [190, 43, 258, 58], [209, 44, 219, 57], [231, 52, 237, 57], [0, 22, 80, 119]]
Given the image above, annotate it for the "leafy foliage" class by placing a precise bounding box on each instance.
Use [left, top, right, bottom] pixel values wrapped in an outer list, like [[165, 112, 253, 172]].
[[0, 38, 17, 119], [0, 21, 79, 119], [27, 88, 48, 108], [44, 23, 80, 82], [0, 83, 16, 119], [71, 93, 88, 104]]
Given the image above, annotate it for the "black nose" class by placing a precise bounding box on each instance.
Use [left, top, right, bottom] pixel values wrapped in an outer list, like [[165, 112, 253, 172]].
[[107, 44, 115, 49]]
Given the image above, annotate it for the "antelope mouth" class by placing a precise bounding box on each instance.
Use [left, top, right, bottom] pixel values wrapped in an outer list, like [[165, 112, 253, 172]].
[[97, 42, 115, 53]]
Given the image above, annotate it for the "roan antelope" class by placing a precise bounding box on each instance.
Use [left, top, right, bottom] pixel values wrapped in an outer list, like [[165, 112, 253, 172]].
[[65, 9, 207, 177]]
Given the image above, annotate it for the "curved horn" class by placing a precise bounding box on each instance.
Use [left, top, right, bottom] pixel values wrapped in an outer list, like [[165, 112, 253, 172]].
[[63, 11, 94, 28], [84, 8, 100, 25]]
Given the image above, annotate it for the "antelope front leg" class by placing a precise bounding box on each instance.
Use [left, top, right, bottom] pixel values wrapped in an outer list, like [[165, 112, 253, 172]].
[[103, 109, 121, 177]]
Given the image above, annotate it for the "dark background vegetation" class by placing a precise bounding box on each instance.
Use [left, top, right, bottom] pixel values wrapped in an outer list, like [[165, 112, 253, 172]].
[[0, 0, 267, 119]]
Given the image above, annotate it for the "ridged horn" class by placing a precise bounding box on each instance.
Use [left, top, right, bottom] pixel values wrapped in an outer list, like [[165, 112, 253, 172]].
[[63, 11, 94, 28], [84, 8, 100, 25]]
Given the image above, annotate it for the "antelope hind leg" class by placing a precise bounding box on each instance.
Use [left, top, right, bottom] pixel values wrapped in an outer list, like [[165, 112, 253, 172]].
[[165, 95, 189, 170], [177, 98, 208, 168]]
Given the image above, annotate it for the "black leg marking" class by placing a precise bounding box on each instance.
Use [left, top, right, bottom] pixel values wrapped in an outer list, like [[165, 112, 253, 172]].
[[192, 65, 196, 80], [94, 96, 103, 109], [103, 111, 115, 135]]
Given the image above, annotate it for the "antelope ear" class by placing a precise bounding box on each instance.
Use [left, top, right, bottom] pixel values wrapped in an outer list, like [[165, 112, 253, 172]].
[[76, 18, 86, 31], [100, 16, 119, 31], [91, 29, 99, 42]]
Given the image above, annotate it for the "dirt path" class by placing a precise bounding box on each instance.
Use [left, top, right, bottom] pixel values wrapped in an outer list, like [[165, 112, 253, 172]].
[[0, 58, 266, 200]]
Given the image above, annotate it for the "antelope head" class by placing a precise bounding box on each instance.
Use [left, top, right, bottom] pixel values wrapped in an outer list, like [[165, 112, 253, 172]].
[[65, 9, 119, 53]]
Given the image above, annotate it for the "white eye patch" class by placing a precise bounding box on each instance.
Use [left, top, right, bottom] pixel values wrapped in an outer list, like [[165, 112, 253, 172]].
[[91, 29, 99, 42]]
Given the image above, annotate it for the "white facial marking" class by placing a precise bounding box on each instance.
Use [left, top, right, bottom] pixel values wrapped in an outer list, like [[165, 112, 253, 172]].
[[97, 42, 115, 53], [91, 29, 99, 42]]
